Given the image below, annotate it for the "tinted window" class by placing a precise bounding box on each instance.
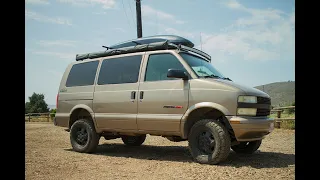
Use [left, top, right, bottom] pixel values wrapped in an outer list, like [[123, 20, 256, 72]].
[[98, 55, 142, 85], [180, 53, 225, 78], [145, 53, 186, 82], [66, 61, 99, 87]]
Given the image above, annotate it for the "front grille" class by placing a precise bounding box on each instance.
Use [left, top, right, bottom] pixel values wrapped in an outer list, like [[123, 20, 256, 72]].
[[256, 97, 271, 116], [257, 97, 271, 105], [256, 108, 270, 116], [237, 96, 271, 116]]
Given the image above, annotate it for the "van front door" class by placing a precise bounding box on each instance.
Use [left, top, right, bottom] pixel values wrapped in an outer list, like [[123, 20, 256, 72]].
[[137, 52, 190, 133]]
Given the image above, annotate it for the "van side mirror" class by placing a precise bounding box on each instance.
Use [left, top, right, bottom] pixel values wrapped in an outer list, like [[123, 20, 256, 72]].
[[167, 69, 189, 80]]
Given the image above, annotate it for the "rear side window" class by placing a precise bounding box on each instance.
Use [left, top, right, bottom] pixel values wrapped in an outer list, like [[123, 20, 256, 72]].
[[98, 55, 142, 85], [66, 61, 99, 87]]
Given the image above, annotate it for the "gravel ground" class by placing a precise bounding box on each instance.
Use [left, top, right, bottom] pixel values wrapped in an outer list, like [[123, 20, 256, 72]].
[[25, 122, 295, 180]]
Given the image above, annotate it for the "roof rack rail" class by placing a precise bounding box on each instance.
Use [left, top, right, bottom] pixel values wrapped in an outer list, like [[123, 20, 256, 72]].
[[76, 40, 211, 62], [175, 44, 211, 61]]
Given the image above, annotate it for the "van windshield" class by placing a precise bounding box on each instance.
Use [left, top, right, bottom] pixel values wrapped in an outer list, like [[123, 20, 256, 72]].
[[180, 52, 226, 79]]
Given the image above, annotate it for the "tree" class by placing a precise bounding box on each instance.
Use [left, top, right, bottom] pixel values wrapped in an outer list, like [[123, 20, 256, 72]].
[[25, 93, 49, 113]]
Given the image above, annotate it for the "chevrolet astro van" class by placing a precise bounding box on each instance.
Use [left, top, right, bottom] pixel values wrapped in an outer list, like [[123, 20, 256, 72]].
[[54, 35, 274, 164]]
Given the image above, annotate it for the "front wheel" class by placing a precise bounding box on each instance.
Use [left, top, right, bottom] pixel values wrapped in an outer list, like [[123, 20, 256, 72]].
[[121, 135, 146, 146], [231, 140, 262, 154], [188, 119, 231, 165]]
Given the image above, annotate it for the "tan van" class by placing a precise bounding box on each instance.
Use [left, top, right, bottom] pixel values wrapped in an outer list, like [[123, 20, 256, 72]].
[[54, 35, 274, 165]]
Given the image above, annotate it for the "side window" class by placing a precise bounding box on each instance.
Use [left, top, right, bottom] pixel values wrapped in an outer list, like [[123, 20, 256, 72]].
[[98, 55, 142, 85], [66, 61, 99, 87], [145, 53, 186, 82]]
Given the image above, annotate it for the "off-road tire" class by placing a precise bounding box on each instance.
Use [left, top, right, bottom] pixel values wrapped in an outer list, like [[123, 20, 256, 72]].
[[231, 140, 262, 154], [121, 135, 146, 146], [188, 119, 231, 165], [70, 119, 100, 153]]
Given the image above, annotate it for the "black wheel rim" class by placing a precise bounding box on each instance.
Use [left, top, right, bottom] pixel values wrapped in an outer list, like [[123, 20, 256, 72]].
[[237, 142, 250, 149], [74, 126, 88, 146], [197, 131, 215, 154]]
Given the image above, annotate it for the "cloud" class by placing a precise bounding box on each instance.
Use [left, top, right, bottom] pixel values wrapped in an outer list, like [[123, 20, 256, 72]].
[[162, 27, 195, 39], [142, 5, 186, 24], [26, 0, 50, 5], [25, 10, 72, 25], [224, 0, 286, 27], [199, 0, 295, 62], [93, 12, 107, 15], [48, 70, 63, 78], [37, 40, 78, 47], [224, 0, 245, 10], [57, 0, 116, 9], [31, 50, 75, 60], [113, 28, 126, 33]]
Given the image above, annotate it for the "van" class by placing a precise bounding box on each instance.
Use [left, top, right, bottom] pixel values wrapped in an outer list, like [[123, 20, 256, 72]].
[[54, 35, 274, 165]]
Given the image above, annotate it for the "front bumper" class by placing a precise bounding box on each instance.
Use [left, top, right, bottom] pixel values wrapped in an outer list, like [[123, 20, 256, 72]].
[[226, 116, 274, 142]]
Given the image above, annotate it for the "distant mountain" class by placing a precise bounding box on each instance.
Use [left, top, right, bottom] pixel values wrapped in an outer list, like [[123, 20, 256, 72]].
[[254, 81, 295, 107], [48, 104, 56, 110]]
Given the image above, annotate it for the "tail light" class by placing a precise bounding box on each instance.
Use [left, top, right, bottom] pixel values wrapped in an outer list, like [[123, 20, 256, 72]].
[[56, 94, 59, 109]]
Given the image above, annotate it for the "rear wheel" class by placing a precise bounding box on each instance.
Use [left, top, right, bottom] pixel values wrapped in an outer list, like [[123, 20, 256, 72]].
[[121, 135, 146, 146], [231, 140, 262, 154], [70, 119, 100, 153], [188, 119, 231, 165]]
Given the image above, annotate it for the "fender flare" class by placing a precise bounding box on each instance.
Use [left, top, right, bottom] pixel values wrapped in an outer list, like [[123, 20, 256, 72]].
[[69, 104, 97, 128], [180, 102, 231, 138]]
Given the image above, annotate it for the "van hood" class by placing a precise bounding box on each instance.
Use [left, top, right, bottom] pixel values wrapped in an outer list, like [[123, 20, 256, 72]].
[[207, 79, 270, 98]]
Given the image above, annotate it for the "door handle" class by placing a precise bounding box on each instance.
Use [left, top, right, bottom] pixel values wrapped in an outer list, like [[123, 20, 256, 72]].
[[140, 91, 144, 100], [131, 91, 136, 102]]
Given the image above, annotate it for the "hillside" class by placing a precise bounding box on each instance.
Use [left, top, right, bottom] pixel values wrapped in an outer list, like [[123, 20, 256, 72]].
[[254, 81, 295, 107]]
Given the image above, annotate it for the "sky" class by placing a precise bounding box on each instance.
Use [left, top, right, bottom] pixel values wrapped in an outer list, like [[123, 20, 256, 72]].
[[25, 0, 295, 105]]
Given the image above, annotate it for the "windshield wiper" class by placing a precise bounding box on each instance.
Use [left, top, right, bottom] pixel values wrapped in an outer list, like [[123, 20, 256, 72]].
[[201, 74, 221, 79], [222, 77, 232, 81], [201, 74, 232, 81]]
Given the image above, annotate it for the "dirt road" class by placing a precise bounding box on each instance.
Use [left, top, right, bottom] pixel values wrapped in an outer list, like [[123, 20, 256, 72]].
[[25, 123, 295, 180]]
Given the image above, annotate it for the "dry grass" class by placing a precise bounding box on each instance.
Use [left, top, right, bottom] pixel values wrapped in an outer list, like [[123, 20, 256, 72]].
[[270, 113, 295, 130], [25, 122, 295, 180]]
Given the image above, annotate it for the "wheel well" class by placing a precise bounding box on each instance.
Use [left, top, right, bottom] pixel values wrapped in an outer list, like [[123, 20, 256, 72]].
[[69, 108, 94, 129], [184, 108, 236, 140]]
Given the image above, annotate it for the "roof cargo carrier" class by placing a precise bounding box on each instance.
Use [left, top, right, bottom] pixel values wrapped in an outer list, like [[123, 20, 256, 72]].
[[75, 35, 211, 62]]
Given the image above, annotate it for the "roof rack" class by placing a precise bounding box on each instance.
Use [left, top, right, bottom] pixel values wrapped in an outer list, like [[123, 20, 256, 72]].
[[76, 40, 211, 62]]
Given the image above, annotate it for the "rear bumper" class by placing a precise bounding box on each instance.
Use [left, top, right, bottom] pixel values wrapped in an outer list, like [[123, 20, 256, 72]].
[[53, 113, 69, 128], [226, 116, 274, 142]]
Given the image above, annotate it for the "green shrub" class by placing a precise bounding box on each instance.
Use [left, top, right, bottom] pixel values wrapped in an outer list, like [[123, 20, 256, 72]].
[[50, 109, 56, 118], [280, 120, 295, 130]]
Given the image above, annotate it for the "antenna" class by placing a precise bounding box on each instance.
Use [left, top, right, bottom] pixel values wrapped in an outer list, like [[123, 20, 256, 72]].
[[200, 32, 203, 51]]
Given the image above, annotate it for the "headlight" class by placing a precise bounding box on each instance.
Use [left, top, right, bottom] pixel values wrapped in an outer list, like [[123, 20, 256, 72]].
[[238, 96, 257, 103], [237, 108, 257, 116]]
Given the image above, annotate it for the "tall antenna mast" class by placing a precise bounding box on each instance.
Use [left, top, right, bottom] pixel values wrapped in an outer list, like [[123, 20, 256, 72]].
[[135, 0, 142, 38]]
